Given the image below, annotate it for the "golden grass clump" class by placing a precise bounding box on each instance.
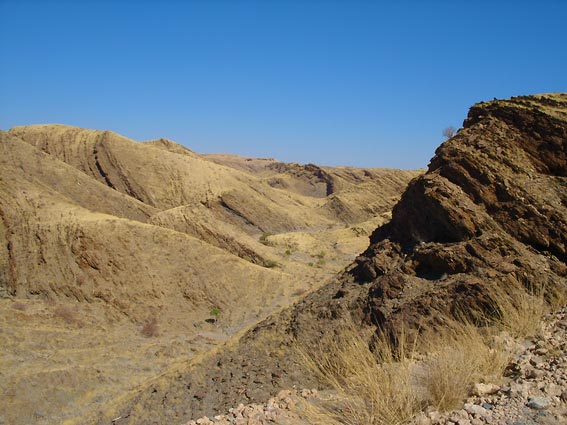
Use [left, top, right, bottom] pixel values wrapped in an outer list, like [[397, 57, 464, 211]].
[[420, 321, 510, 411], [489, 284, 549, 339], [296, 314, 517, 421], [294, 283, 567, 422], [297, 327, 422, 425]]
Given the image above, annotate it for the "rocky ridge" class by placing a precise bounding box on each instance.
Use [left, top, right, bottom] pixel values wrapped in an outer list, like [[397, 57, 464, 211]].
[[351, 93, 567, 338]]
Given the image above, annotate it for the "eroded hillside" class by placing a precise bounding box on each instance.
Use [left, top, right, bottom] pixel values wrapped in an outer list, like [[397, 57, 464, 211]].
[[107, 93, 567, 425], [0, 125, 418, 424]]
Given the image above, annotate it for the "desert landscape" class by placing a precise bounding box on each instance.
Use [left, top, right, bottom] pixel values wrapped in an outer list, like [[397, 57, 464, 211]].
[[1, 93, 566, 425], [0, 121, 418, 423], [2, 0, 566, 423]]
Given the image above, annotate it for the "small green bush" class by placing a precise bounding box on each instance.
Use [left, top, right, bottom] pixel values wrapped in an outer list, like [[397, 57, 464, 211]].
[[210, 307, 222, 319], [264, 259, 279, 268], [259, 232, 273, 245]]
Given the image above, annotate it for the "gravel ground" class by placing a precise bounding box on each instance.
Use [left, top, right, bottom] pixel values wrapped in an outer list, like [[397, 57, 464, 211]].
[[420, 306, 567, 425], [185, 307, 567, 425]]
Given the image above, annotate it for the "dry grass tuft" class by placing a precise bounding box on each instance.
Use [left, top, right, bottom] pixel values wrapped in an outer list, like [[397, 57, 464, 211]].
[[423, 283, 567, 410], [420, 321, 510, 411], [298, 327, 423, 425], [263, 259, 279, 268], [297, 313, 517, 421], [488, 285, 549, 339], [548, 285, 567, 312]]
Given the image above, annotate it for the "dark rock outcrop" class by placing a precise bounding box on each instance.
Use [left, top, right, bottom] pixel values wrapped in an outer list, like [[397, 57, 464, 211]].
[[352, 93, 567, 335], [266, 162, 336, 197]]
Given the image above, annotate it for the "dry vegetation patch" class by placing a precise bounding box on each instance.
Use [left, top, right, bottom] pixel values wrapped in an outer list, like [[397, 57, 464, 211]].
[[53, 304, 83, 327], [487, 284, 567, 340], [298, 327, 423, 425], [295, 285, 565, 424], [420, 322, 510, 411], [11, 302, 26, 311]]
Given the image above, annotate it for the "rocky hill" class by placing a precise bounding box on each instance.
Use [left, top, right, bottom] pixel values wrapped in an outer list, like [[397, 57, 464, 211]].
[[106, 93, 567, 424], [0, 125, 418, 424]]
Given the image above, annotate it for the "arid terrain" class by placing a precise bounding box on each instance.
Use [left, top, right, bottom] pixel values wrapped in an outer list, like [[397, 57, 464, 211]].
[[94, 93, 567, 425], [0, 124, 419, 424], [2, 0, 566, 422], [1, 93, 566, 425]]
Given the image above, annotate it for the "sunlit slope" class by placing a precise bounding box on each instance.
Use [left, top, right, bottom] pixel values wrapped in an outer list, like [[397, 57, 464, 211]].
[[8, 125, 336, 232], [0, 124, 419, 425], [205, 152, 421, 222], [0, 131, 302, 323]]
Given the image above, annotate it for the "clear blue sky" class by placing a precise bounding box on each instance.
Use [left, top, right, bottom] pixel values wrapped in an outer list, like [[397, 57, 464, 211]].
[[1, 1, 565, 169]]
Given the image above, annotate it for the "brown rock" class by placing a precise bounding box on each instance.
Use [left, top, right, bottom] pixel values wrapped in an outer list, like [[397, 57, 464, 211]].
[[347, 94, 567, 336]]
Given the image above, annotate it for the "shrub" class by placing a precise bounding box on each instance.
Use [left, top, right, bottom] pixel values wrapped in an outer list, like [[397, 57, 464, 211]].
[[12, 302, 26, 311], [263, 259, 279, 268], [292, 288, 307, 297], [442, 126, 456, 139], [210, 307, 222, 319], [54, 305, 78, 325]]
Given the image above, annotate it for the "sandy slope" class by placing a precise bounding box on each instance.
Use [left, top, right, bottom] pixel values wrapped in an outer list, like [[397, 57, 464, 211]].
[[0, 125, 418, 424]]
